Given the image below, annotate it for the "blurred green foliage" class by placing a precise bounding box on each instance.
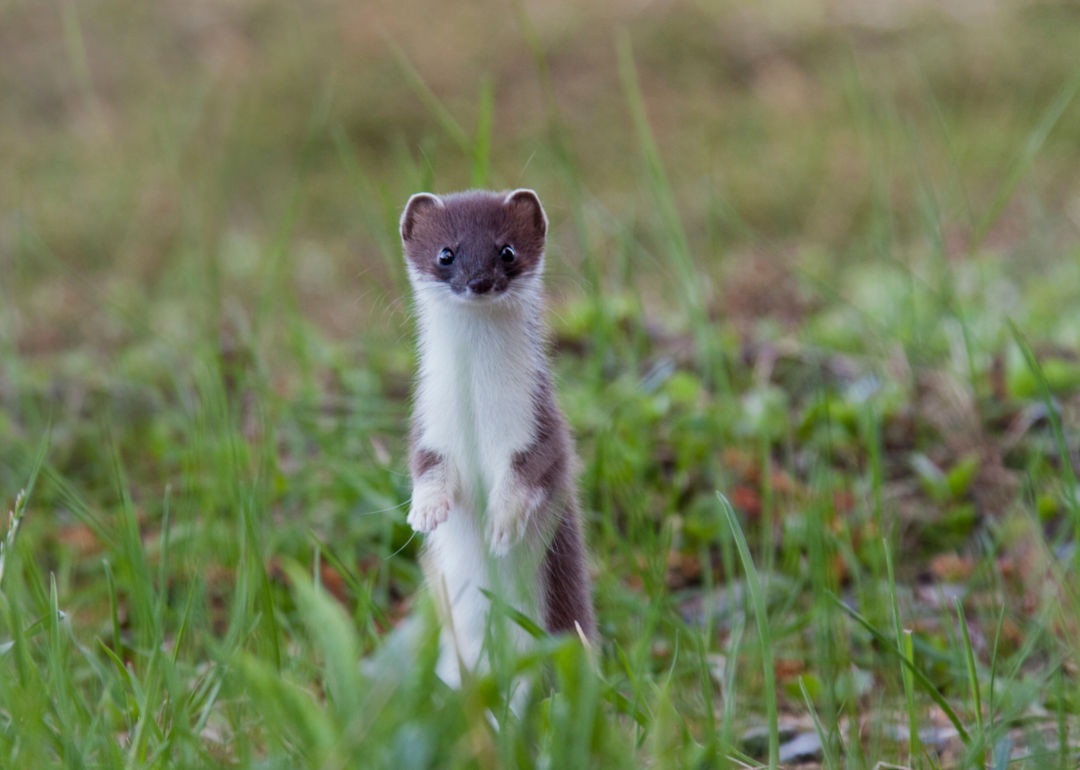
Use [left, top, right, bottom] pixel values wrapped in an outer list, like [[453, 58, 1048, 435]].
[[2, 0, 1080, 766]]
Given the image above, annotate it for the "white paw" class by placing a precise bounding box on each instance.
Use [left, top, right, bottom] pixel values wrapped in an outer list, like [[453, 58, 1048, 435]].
[[407, 485, 451, 533], [487, 511, 528, 556], [485, 486, 533, 556]]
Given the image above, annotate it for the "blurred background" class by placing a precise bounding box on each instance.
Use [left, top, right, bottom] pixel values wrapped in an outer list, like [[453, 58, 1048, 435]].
[[3, 0, 1079, 356], [2, 0, 1080, 765]]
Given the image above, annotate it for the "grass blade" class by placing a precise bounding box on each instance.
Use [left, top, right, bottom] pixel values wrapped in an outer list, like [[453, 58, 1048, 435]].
[[618, 31, 726, 391], [0, 491, 27, 591], [284, 560, 363, 718], [510, 0, 598, 286], [385, 37, 471, 154], [480, 587, 549, 640], [972, 69, 1080, 251], [472, 78, 494, 187], [173, 579, 197, 664], [903, 630, 921, 762], [1, 433, 50, 590], [886, 541, 921, 760], [800, 676, 839, 770], [104, 560, 122, 656], [720, 615, 744, 761], [331, 124, 404, 289], [989, 604, 1006, 759], [155, 484, 172, 633], [241, 486, 281, 670], [954, 596, 983, 735], [1007, 319, 1079, 516], [833, 593, 972, 747], [718, 491, 778, 770]]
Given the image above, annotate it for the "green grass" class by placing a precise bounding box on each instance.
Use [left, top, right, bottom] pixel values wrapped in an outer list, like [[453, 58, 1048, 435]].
[[2, 0, 1080, 767]]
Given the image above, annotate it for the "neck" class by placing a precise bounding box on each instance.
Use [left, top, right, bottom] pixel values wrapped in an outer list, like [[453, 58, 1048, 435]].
[[410, 278, 549, 499], [412, 279, 546, 412], [412, 281, 545, 346]]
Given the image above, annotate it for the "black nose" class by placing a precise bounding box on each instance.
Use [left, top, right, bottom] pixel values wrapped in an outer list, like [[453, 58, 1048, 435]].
[[467, 276, 493, 294]]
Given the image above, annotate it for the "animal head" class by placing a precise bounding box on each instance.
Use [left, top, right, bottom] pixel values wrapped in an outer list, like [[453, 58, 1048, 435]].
[[400, 189, 547, 304]]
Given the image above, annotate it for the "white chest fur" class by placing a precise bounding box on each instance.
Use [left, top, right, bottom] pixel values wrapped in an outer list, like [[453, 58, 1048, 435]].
[[413, 287, 543, 499]]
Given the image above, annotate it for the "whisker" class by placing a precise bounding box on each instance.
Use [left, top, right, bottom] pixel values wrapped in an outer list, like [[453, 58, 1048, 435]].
[[357, 499, 410, 516], [384, 529, 418, 560]]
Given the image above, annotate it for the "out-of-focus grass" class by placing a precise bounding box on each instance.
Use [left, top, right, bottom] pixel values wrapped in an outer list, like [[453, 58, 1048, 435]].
[[2, 0, 1080, 767]]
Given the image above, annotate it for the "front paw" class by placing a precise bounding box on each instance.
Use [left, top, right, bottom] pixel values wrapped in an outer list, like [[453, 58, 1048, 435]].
[[407, 485, 451, 533], [486, 487, 533, 556]]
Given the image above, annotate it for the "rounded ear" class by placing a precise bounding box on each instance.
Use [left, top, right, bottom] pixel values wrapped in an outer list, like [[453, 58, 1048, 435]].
[[400, 193, 443, 242], [503, 188, 547, 240]]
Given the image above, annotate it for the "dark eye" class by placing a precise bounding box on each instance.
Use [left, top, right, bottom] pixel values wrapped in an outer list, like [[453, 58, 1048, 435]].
[[500, 245, 515, 263], [439, 248, 455, 266]]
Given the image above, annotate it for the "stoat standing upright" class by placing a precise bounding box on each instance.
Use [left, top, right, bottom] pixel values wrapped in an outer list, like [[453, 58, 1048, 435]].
[[400, 188, 595, 689]]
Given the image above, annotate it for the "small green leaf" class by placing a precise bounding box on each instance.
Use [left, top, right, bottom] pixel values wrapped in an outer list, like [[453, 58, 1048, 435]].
[[947, 454, 981, 499]]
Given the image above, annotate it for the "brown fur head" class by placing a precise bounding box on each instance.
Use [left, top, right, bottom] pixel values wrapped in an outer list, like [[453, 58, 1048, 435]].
[[400, 189, 547, 298]]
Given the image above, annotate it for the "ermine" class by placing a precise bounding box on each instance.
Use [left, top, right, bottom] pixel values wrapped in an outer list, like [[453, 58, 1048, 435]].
[[401, 188, 595, 689]]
